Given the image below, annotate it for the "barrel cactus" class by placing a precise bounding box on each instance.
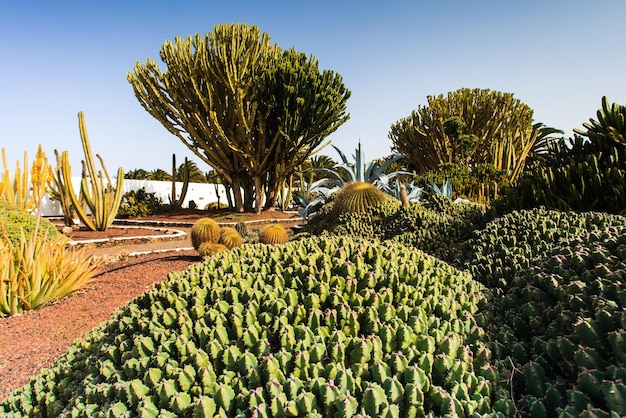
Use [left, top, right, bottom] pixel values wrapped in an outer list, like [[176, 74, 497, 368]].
[[197, 241, 228, 258], [219, 227, 243, 249], [259, 224, 288, 245], [331, 181, 392, 218], [190, 218, 220, 250]]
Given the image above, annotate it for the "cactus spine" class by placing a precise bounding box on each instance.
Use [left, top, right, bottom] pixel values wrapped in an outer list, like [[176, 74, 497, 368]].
[[59, 112, 124, 231]]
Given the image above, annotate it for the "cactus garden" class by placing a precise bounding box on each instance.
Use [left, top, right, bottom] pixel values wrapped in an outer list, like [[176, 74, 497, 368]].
[[1, 21, 626, 416]]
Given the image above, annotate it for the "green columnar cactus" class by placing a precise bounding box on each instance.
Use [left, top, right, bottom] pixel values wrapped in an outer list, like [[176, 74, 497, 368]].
[[169, 154, 189, 210], [48, 149, 75, 226], [259, 224, 288, 245], [59, 112, 124, 231], [191, 218, 221, 250], [219, 227, 243, 249], [331, 181, 391, 218]]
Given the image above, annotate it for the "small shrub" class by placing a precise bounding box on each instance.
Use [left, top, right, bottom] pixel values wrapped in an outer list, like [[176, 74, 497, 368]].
[[0, 207, 60, 244], [117, 188, 166, 218]]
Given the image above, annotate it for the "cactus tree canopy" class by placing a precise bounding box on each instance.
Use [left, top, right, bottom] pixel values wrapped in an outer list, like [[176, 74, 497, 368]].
[[128, 23, 350, 213], [389, 88, 559, 183]]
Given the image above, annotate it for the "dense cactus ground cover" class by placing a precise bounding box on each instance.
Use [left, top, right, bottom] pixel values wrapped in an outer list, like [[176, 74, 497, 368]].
[[2, 206, 626, 416]]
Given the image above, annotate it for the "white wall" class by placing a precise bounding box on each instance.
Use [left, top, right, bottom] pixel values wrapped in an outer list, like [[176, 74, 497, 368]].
[[39, 178, 229, 217]]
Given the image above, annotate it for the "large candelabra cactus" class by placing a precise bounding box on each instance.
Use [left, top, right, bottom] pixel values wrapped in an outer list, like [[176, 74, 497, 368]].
[[59, 112, 124, 231]]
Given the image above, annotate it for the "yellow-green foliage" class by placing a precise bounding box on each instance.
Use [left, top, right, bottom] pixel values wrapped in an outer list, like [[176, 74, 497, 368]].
[[191, 218, 221, 249], [219, 227, 243, 249], [0, 225, 104, 317], [197, 241, 227, 258], [0, 202, 60, 244], [259, 224, 288, 245], [331, 181, 392, 218], [0, 146, 52, 213]]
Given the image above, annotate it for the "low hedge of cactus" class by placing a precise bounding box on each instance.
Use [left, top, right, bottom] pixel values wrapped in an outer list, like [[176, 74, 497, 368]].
[[454, 208, 626, 292], [1, 236, 516, 416], [482, 224, 626, 416], [4, 198, 626, 415]]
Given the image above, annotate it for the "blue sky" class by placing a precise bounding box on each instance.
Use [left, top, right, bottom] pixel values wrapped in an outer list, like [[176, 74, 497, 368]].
[[1, 1, 625, 174]]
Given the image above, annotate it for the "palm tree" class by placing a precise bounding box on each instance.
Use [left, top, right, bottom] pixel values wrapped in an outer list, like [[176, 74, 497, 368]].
[[124, 168, 149, 180], [148, 169, 171, 181]]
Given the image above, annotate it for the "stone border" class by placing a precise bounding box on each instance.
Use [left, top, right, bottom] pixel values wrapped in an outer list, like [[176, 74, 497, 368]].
[[66, 225, 187, 250]]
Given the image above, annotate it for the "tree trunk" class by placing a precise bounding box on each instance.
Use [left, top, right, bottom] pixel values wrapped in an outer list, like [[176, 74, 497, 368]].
[[231, 176, 245, 212], [254, 175, 262, 214]]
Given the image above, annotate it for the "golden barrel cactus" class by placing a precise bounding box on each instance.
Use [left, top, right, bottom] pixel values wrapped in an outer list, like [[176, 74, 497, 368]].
[[332, 181, 390, 217], [197, 242, 228, 258], [259, 224, 288, 245], [191, 218, 220, 250], [219, 227, 244, 249]]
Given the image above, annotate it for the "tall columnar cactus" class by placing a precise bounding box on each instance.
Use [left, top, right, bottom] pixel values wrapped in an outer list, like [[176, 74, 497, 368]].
[[48, 149, 75, 226], [60, 112, 124, 231], [169, 154, 190, 210]]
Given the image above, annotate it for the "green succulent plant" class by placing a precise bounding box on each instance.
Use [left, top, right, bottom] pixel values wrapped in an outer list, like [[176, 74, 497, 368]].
[[218, 227, 243, 249], [331, 181, 394, 218], [190, 218, 221, 250], [1, 236, 512, 417], [259, 224, 288, 245]]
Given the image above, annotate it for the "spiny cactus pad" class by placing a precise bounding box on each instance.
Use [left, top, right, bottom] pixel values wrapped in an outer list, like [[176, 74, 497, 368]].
[[259, 224, 288, 245], [0, 236, 509, 417], [332, 181, 391, 217], [190, 218, 220, 250]]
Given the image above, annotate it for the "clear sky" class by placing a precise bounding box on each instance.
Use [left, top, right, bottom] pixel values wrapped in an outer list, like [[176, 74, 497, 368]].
[[1, 0, 625, 174]]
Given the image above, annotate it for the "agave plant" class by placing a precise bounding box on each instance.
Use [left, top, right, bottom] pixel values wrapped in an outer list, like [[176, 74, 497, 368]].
[[381, 179, 424, 203], [301, 143, 413, 219], [428, 179, 453, 199], [310, 142, 411, 191]]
